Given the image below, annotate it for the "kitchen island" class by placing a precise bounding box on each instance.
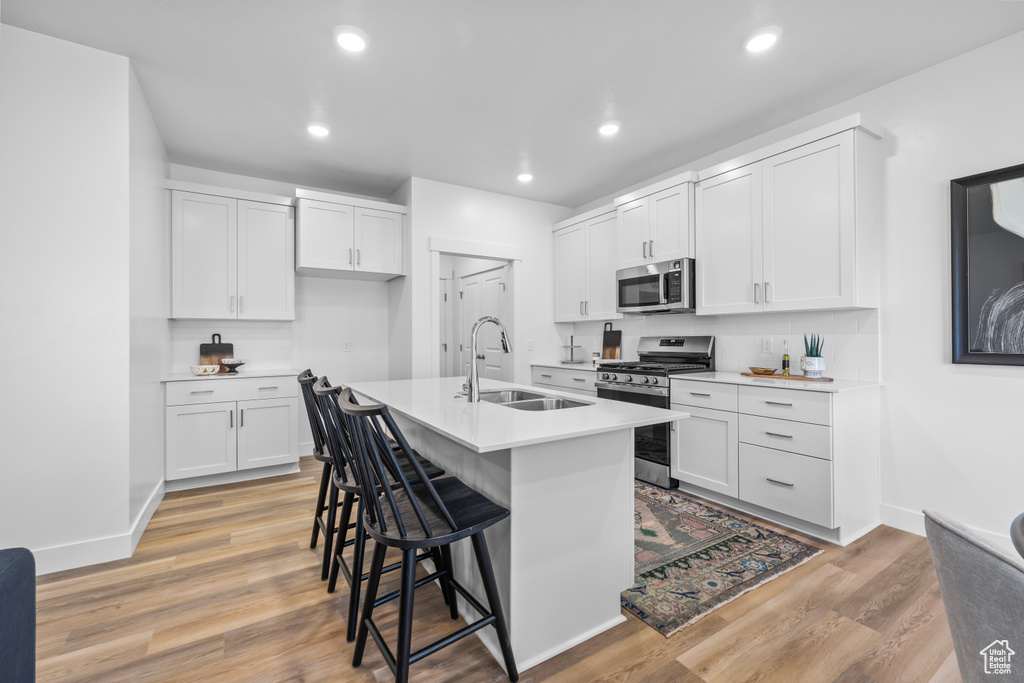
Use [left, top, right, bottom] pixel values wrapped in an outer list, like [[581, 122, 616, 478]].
[[346, 376, 688, 672]]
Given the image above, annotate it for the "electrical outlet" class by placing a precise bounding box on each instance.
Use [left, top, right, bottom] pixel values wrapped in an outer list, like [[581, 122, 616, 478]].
[[761, 338, 773, 354], [343, 341, 351, 352]]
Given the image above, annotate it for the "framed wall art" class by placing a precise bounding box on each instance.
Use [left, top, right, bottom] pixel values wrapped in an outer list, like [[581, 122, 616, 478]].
[[951, 162, 1024, 364]]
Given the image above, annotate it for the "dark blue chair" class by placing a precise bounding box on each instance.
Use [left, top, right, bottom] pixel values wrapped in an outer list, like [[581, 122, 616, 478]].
[[0, 547, 35, 683]]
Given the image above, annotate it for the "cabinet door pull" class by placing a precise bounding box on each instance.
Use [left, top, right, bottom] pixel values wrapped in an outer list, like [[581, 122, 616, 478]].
[[689, 391, 711, 397], [753, 282, 760, 304], [642, 241, 648, 259], [349, 248, 353, 265], [765, 431, 794, 439], [240, 409, 244, 427], [229, 410, 233, 428], [190, 390, 214, 396], [572, 377, 586, 382], [765, 400, 793, 407], [649, 240, 654, 257], [540, 373, 553, 378], [230, 295, 235, 312], [766, 477, 795, 487], [585, 301, 589, 315], [239, 295, 245, 313], [764, 281, 771, 303], [357, 249, 361, 266], [580, 301, 584, 315]]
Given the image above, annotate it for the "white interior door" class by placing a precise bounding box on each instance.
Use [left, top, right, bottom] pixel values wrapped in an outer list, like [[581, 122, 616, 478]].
[[458, 265, 511, 381], [439, 278, 455, 377]]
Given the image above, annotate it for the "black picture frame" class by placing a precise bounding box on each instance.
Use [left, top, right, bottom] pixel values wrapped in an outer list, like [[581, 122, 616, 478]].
[[951, 162, 1024, 365]]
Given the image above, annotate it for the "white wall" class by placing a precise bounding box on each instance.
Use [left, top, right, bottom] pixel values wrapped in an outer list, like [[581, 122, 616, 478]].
[[574, 30, 1024, 546], [390, 177, 571, 383], [0, 25, 132, 571], [128, 66, 171, 533]]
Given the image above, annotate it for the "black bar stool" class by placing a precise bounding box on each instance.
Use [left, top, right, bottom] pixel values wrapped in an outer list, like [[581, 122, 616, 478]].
[[336, 387, 518, 683], [313, 377, 446, 642], [297, 369, 341, 581]]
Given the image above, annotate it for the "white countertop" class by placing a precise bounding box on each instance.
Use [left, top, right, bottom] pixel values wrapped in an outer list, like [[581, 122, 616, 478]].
[[346, 376, 687, 453], [671, 371, 880, 393], [530, 363, 600, 372], [162, 369, 300, 383]]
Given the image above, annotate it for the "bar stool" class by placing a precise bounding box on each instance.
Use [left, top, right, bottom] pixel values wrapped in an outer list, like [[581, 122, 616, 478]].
[[313, 377, 446, 642], [336, 387, 518, 683], [297, 369, 340, 581]]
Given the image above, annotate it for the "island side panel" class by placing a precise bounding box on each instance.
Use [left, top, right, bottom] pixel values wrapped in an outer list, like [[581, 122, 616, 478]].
[[508, 428, 634, 669]]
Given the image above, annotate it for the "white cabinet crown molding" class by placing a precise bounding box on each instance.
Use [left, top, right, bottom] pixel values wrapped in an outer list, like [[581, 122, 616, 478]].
[[293, 187, 407, 214], [164, 179, 293, 207], [552, 203, 616, 232], [613, 171, 698, 207], [697, 113, 886, 182]]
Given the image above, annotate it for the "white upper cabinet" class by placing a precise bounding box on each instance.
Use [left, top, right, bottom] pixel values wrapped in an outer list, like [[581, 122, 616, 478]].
[[295, 190, 405, 280], [615, 173, 695, 269], [172, 189, 294, 320], [696, 119, 880, 316], [552, 207, 622, 323]]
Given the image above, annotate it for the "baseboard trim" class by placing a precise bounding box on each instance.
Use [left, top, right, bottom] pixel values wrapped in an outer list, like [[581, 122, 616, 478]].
[[880, 503, 1016, 552], [130, 480, 165, 553], [164, 462, 301, 492]]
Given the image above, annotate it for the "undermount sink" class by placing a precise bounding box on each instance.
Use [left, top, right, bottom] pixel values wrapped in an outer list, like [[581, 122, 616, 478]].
[[478, 389, 545, 404], [501, 397, 593, 411]]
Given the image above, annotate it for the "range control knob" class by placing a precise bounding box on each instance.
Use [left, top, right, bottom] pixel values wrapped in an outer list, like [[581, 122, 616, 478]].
[[610, 374, 618, 381], [625, 375, 633, 383], [642, 376, 650, 384], [651, 377, 659, 385], [600, 373, 609, 380]]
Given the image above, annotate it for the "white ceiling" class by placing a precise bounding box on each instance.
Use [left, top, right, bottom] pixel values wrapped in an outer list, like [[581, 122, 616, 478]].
[[5, 1, 1024, 208]]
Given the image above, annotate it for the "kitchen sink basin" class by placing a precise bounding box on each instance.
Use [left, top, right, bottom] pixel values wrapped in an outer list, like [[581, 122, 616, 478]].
[[501, 397, 593, 411], [478, 389, 545, 404]]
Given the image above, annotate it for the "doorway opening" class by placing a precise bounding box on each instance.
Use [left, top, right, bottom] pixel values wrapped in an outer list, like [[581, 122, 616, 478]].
[[438, 256, 513, 380]]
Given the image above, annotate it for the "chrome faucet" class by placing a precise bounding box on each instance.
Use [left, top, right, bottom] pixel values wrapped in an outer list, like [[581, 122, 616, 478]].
[[464, 316, 512, 402]]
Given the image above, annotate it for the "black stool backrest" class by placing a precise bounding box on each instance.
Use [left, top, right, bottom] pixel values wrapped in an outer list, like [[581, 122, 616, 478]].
[[312, 376, 359, 487], [298, 369, 328, 458], [336, 387, 456, 540]]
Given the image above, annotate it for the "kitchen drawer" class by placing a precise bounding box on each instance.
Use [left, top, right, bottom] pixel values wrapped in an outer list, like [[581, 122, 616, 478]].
[[166, 376, 298, 406], [532, 366, 596, 392], [738, 386, 831, 426], [671, 379, 738, 411], [739, 414, 832, 461], [739, 443, 833, 528]]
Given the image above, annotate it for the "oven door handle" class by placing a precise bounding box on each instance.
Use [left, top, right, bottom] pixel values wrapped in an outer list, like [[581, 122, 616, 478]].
[[595, 381, 670, 397]]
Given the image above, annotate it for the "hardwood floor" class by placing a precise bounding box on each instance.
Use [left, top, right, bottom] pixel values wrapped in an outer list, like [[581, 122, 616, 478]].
[[36, 457, 957, 682]]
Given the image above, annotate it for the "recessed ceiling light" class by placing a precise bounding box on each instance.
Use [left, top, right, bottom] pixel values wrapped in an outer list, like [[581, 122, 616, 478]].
[[517, 173, 533, 183], [745, 26, 783, 53], [333, 25, 369, 52], [307, 124, 330, 138], [598, 121, 621, 137]]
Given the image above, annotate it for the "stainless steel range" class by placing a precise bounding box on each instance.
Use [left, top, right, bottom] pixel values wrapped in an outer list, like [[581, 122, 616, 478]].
[[596, 336, 715, 488]]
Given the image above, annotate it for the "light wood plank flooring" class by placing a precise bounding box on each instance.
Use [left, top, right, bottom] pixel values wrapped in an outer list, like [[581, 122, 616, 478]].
[[36, 457, 957, 682]]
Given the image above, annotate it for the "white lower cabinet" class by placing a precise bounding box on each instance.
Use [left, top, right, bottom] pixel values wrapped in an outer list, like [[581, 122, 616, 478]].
[[165, 377, 299, 481], [531, 366, 597, 397], [671, 378, 879, 545]]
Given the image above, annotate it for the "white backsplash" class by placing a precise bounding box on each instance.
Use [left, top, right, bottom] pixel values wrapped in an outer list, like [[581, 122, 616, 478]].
[[567, 308, 880, 382], [170, 319, 294, 373]]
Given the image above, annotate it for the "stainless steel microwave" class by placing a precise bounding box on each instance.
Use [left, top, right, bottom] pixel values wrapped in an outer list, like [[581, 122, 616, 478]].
[[616, 258, 696, 314]]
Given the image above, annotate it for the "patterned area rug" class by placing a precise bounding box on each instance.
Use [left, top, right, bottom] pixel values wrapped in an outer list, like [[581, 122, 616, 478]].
[[622, 481, 823, 637]]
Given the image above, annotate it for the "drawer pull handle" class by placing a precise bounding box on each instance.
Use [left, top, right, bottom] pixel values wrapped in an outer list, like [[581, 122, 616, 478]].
[[572, 377, 586, 382], [258, 386, 278, 391], [689, 392, 711, 397], [190, 390, 214, 395], [541, 374, 553, 378], [765, 431, 794, 439], [766, 477, 794, 487], [765, 401, 793, 407]]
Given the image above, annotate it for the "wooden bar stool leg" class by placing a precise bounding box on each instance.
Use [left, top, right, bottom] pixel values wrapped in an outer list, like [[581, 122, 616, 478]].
[[395, 548, 418, 683], [439, 544, 459, 620], [310, 460, 331, 548], [327, 491, 355, 593], [471, 533, 519, 682], [320, 480, 339, 581], [345, 501, 367, 642], [353, 541, 387, 667]]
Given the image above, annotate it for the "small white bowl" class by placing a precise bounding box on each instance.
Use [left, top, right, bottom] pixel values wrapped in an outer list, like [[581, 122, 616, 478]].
[[191, 365, 221, 376]]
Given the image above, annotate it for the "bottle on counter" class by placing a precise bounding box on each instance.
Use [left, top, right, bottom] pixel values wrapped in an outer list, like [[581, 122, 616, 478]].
[[782, 339, 790, 376]]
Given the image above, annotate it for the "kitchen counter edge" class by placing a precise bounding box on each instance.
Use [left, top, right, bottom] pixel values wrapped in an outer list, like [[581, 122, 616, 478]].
[[671, 372, 880, 393]]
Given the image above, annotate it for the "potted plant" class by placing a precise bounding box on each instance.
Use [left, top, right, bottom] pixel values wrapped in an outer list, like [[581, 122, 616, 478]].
[[801, 334, 826, 378]]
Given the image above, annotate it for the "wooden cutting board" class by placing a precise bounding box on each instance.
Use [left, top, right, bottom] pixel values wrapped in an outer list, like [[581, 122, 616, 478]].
[[199, 333, 233, 373], [601, 323, 622, 359], [741, 372, 834, 382]]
